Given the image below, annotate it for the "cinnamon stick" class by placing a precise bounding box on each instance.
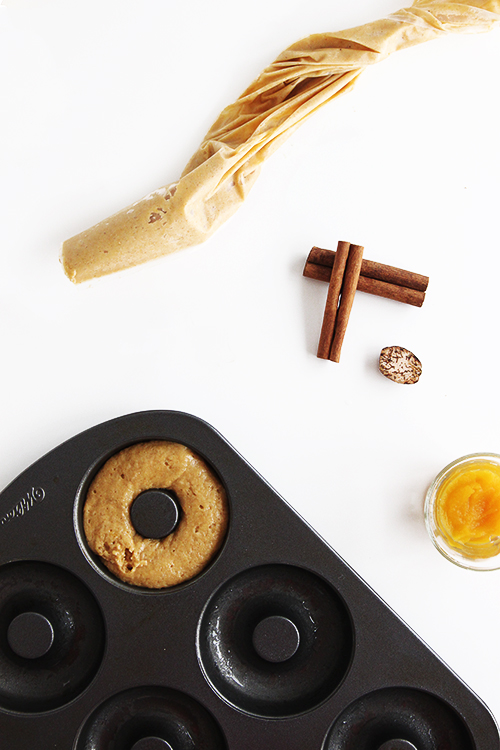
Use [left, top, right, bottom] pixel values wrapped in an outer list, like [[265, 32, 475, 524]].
[[308, 246, 428, 292], [329, 244, 364, 363], [304, 261, 426, 307], [317, 241, 350, 359]]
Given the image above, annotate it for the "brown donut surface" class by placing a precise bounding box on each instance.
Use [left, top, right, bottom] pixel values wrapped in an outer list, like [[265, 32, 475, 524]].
[[83, 441, 228, 588]]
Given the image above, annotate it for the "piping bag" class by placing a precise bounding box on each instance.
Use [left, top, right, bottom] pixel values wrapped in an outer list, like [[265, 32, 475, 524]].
[[61, 0, 500, 283]]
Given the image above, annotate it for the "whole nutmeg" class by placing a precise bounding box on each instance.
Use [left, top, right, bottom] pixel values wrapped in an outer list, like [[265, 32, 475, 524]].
[[379, 346, 422, 384]]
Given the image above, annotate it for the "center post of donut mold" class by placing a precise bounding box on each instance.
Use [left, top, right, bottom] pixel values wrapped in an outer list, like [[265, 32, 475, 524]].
[[130, 489, 181, 539]]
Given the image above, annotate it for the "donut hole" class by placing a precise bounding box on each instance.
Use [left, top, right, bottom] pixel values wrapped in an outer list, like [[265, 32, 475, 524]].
[[75, 687, 227, 750], [130, 489, 182, 540], [198, 564, 353, 717], [0, 562, 105, 713], [323, 688, 474, 750]]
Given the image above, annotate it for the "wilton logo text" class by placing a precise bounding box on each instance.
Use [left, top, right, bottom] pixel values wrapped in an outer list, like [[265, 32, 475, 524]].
[[0, 487, 46, 527]]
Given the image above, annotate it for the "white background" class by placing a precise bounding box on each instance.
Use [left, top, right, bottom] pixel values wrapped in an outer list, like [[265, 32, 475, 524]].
[[1, 0, 500, 733]]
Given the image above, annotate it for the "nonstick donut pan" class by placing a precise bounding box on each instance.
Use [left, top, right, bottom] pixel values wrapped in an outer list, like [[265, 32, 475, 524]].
[[0, 410, 498, 749]]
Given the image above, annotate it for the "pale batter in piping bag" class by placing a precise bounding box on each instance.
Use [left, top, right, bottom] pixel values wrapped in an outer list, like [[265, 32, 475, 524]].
[[61, 1, 500, 283]]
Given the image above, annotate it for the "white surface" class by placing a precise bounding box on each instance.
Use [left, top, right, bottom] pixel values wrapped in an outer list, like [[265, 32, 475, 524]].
[[1, 0, 500, 730]]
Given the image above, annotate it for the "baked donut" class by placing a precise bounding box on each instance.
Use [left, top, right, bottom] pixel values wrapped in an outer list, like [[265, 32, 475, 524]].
[[83, 441, 228, 588]]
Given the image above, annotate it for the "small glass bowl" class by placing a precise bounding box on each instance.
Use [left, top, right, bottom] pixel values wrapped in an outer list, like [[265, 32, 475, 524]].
[[424, 453, 500, 571]]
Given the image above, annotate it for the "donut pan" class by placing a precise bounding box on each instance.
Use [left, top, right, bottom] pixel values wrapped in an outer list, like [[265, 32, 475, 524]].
[[0, 410, 498, 750]]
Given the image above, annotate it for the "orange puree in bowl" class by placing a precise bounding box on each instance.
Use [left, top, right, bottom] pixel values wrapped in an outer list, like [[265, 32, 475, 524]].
[[436, 461, 500, 556]]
